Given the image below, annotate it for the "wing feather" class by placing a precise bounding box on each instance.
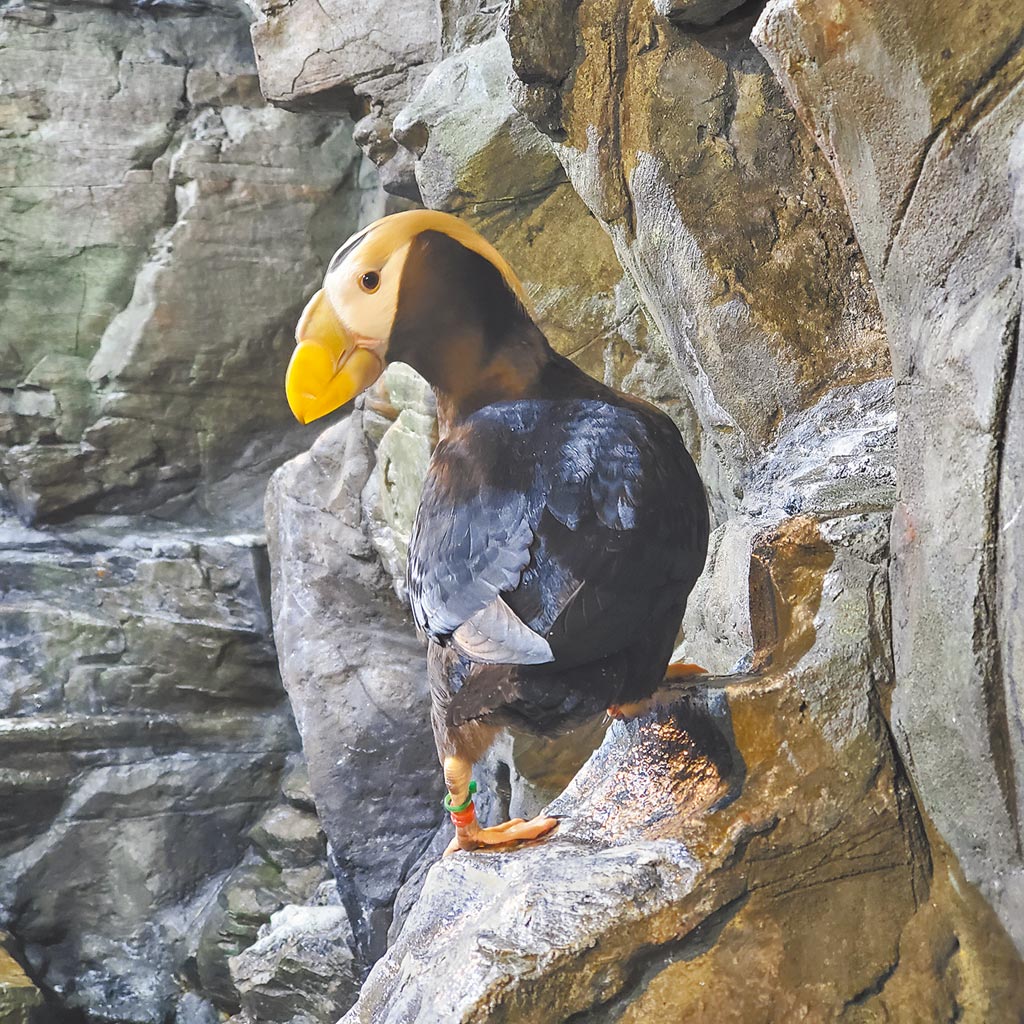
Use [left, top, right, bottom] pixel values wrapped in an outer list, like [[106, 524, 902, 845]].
[[408, 398, 708, 678], [451, 597, 554, 664]]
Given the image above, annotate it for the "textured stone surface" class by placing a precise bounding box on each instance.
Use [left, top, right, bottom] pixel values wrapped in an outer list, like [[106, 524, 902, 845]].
[[245, 0, 1024, 1013], [0, 516, 298, 1023], [264, 409, 444, 965], [0, 1, 384, 1018], [0, 0, 378, 526], [247, 0, 440, 112], [0, 934, 41, 1024], [504, 1, 890, 513], [230, 904, 359, 1024], [754, 0, 1024, 949], [193, 754, 330, 1014]]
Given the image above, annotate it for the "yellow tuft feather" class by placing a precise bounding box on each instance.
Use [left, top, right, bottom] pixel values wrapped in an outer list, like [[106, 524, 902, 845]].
[[346, 210, 528, 307]]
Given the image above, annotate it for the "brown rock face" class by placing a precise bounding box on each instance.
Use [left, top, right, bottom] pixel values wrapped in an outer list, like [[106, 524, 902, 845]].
[[755, 0, 1024, 949], [507, 0, 890, 504]]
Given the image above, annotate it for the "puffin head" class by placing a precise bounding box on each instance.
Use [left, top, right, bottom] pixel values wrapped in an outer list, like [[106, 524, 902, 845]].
[[285, 210, 532, 424]]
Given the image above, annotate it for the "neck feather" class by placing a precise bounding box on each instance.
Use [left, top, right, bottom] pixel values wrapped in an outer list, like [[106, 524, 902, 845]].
[[430, 321, 553, 434]]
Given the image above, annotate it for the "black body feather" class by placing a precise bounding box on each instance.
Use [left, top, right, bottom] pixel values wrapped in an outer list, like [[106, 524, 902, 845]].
[[407, 353, 710, 737]]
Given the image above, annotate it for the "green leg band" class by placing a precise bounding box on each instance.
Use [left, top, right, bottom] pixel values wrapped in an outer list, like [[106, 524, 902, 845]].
[[443, 779, 477, 814]]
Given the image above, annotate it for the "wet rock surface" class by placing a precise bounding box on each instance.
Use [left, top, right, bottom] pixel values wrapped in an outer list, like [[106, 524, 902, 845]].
[[0, 516, 298, 1022], [0, 0, 379, 1018], [193, 757, 332, 1015], [229, 902, 359, 1024]]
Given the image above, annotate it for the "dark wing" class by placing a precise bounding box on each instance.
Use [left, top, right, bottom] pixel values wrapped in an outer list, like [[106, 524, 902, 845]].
[[409, 399, 709, 716], [511, 402, 704, 664], [445, 402, 708, 725], [408, 410, 553, 664]]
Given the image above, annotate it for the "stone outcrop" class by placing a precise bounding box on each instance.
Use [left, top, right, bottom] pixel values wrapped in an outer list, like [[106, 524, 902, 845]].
[[263, 395, 444, 967], [229, 898, 359, 1024], [0, 0, 380, 525], [0, 517, 298, 1022], [193, 757, 332, 1015]]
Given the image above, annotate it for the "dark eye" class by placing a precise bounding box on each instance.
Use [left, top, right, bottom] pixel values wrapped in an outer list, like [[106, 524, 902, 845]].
[[359, 270, 380, 293]]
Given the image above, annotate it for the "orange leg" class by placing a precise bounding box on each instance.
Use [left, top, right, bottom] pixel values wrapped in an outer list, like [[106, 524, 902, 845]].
[[442, 755, 558, 855]]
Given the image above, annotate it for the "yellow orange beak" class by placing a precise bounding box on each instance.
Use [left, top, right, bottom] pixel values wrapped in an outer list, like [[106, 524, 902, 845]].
[[285, 289, 385, 424]]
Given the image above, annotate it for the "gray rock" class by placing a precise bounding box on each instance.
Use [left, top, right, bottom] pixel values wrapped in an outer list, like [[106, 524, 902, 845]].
[[174, 993, 220, 1024], [230, 904, 359, 1024], [194, 855, 332, 1014], [0, 0, 379, 526], [264, 411, 445, 965], [392, 34, 565, 212], [1002, 125, 1024, 914], [248, 805, 327, 870], [247, 0, 440, 112], [279, 757, 318, 814], [0, 515, 300, 1022], [246, 0, 443, 198], [4, 746, 292, 1024]]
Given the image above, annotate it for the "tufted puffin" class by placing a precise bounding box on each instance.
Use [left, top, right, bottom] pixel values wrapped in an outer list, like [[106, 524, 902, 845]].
[[285, 210, 710, 853]]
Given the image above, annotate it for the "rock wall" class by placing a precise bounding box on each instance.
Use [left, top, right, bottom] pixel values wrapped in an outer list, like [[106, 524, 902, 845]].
[[754, 0, 1024, 948], [251, 0, 1024, 1019], [1, 0, 376, 525], [0, 0, 380, 1019], [4, 0, 1024, 1019]]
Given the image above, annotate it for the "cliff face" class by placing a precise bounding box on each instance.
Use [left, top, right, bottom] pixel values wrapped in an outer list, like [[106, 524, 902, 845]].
[[3, 0, 1023, 1021]]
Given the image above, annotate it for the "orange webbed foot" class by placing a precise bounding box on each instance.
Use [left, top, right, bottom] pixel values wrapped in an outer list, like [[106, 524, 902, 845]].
[[443, 814, 558, 856], [664, 661, 708, 679]]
